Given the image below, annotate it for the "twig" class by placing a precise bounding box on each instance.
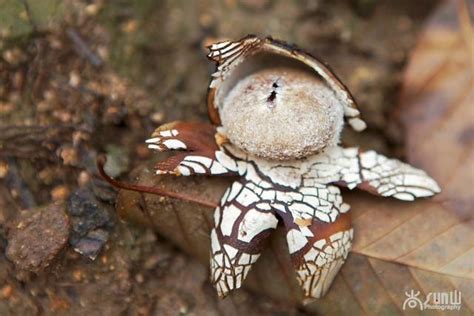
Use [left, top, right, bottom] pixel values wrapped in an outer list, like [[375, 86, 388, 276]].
[[0, 125, 80, 160], [4, 157, 37, 209], [21, 0, 37, 32], [66, 28, 103, 67], [96, 155, 218, 208]]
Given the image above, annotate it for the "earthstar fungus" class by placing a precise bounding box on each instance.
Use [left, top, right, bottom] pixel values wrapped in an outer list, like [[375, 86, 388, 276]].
[[102, 36, 441, 300]]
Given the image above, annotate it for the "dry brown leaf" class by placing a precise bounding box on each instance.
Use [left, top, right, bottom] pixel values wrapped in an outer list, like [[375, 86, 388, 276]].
[[116, 1, 473, 313]]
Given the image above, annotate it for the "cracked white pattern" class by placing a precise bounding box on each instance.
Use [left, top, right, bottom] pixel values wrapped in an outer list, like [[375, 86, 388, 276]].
[[295, 229, 353, 298], [238, 209, 278, 242], [207, 37, 261, 89], [216, 150, 238, 171], [149, 124, 440, 299], [146, 134, 187, 151], [210, 188, 277, 297], [162, 139, 186, 150], [184, 156, 212, 167], [220, 145, 440, 201], [149, 127, 440, 298], [219, 204, 241, 236], [287, 229, 308, 253]]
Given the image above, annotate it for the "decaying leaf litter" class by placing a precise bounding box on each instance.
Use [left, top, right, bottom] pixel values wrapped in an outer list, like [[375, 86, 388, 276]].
[[2, 0, 471, 315]]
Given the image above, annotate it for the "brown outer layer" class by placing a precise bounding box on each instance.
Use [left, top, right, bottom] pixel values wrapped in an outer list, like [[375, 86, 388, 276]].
[[206, 36, 362, 127]]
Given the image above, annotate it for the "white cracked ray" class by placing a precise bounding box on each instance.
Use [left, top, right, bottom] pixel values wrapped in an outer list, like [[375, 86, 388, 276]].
[[293, 229, 353, 299], [148, 129, 440, 299], [210, 181, 278, 297]]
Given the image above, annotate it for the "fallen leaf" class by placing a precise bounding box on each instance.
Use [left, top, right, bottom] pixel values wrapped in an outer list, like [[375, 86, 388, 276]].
[[116, 0, 474, 313]]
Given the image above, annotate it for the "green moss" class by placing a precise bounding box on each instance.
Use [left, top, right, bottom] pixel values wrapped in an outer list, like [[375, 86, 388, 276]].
[[0, 0, 64, 37]]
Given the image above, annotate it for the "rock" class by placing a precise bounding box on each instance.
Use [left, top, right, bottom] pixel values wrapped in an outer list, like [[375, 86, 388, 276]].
[[70, 228, 109, 260], [66, 188, 114, 260], [104, 145, 130, 178], [6, 203, 70, 272]]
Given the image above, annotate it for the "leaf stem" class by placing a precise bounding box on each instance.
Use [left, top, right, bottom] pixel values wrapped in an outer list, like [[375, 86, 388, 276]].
[[96, 155, 218, 209]]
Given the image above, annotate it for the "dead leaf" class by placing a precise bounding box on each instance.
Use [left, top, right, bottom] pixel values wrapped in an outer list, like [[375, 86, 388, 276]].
[[116, 0, 473, 313]]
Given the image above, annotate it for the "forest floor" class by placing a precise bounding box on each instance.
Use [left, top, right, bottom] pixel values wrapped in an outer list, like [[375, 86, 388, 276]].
[[0, 1, 440, 315]]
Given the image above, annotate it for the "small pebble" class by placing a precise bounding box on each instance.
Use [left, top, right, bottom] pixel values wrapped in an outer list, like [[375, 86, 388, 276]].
[[101, 255, 108, 265], [51, 186, 70, 201], [97, 46, 109, 60], [73, 269, 84, 282], [78, 171, 91, 187], [60, 147, 79, 166], [72, 130, 90, 146], [151, 111, 165, 123], [3, 48, 22, 64], [121, 20, 138, 34], [0, 285, 13, 299], [135, 273, 144, 284], [85, 3, 101, 16], [144, 255, 161, 270], [0, 160, 8, 178], [44, 90, 55, 101], [0, 102, 13, 114], [39, 168, 55, 185], [53, 110, 72, 123], [69, 71, 81, 87]]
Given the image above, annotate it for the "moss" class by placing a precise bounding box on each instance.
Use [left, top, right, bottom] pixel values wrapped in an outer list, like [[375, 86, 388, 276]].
[[0, 0, 63, 37]]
